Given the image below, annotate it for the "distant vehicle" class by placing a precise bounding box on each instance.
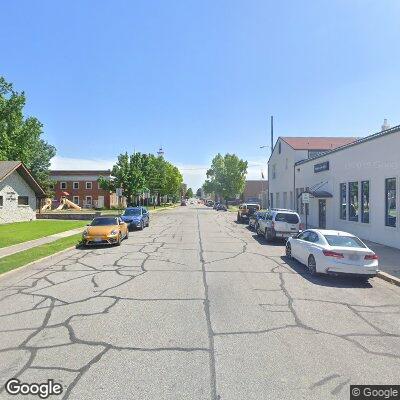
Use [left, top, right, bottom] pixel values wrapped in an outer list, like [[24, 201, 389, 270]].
[[206, 200, 214, 207], [286, 229, 379, 280], [257, 209, 300, 241], [216, 203, 228, 211], [82, 216, 128, 246], [121, 207, 149, 230], [248, 211, 266, 231], [237, 203, 260, 223], [181, 200, 187, 206]]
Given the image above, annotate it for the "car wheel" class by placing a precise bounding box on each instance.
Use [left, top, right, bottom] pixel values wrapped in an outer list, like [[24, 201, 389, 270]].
[[140, 221, 144, 230], [116, 234, 122, 246], [237, 213, 241, 222], [307, 255, 317, 275], [265, 229, 272, 242], [125, 230, 129, 239], [285, 243, 292, 259], [256, 226, 262, 236]]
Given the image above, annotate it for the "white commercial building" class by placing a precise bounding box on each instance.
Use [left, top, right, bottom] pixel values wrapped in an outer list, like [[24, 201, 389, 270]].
[[294, 125, 400, 249], [268, 136, 357, 210]]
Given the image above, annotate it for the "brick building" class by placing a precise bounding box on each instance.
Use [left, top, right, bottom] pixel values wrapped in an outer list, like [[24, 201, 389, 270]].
[[242, 180, 269, 208], [50, 170, 120, 209]]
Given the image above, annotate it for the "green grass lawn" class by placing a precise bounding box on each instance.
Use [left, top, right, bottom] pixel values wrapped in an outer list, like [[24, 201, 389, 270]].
[[0, 234, 81, 275], [101, 204, 178, 215], [0, 220, 87, 249]]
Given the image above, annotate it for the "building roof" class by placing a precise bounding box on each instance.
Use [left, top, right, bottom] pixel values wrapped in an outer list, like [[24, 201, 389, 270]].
[[0, 161, 46, 197], [295, 124, 400, 166], [50, 170, 111, 176], [281, 137, 358, 150]]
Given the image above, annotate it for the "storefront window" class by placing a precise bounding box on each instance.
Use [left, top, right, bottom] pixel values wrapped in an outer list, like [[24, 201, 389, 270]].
[[348, 182, 359, 221], [340, 183, 347, 220], [385, 178, 396, 227], [361, 181, 370, 223]]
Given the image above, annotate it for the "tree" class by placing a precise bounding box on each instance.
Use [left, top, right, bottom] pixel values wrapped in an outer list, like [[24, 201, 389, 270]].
[[0, 76, 56, 194], [203, 153, 248, 203], [99, 152, 147, 205], [185, 188, 194, 198]]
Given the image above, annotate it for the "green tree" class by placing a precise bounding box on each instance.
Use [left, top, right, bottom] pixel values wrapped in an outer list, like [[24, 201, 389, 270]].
[[203, 153, 248, 203], [0, 76, 56, 194], [99, 152, 147, 204], [185, 188, 194, 198]]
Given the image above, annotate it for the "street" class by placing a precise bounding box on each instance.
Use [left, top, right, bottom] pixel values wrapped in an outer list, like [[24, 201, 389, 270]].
[[1, 205, 399, 400]]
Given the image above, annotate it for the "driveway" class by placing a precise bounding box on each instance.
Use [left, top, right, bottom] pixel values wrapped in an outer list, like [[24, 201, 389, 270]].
[[0, 206, 399, 399]]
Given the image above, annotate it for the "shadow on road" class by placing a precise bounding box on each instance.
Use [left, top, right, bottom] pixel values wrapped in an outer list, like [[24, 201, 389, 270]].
[[280, 255, 373, 289], [251, 233, 287, 247]]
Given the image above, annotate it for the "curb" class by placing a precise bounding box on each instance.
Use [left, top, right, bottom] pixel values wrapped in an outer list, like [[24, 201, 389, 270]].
[[0, 246, 76, 280], [377, 271, 400, 287]]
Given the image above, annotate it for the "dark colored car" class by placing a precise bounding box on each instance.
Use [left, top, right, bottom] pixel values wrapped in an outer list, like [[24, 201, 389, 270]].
[[216, 204, 228, 211], [121, 207, 150, 230], [248, 211, 265, 231], [181, 200, 187, 206], [237, 203, 261, 223]]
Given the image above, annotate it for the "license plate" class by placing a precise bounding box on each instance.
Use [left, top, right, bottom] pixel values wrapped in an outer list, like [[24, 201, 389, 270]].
[[349, 254, 360, 261], [94, 238, 102, 242]]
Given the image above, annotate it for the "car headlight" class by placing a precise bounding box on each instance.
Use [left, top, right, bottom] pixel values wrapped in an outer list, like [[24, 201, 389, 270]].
[[110, 230, 119, 236], [83, 229, 89, 237]]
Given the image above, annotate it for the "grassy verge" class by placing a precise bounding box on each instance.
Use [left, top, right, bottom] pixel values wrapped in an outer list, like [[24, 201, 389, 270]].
[[228, 205, 239, 213], [0, 234, 82, 276], [0, 220, 88, 249]]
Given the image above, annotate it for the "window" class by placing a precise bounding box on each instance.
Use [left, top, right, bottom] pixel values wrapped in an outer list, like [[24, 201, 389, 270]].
[[340, 183, 347, 220], [86, 182, 92, 189], [300, 188, 304, 214], [275, 213, 300, 224], [324, 235, 366, 248], [275, 193, 280, 208], [283, 192, 287, 208], [85, 196, 92, 205], [385, 178, 396, 227], [278, 141, 281, 154], [60, 182, 67, 190], [361, 181, 370, 223], [73, 196, 79, 205], [18, 196, 29, 205], [348, 182, 359, 222], [285, 158, 288, 170], [270, 193, 273, 208], [73, 182, 79, 189], [0, 196, 3, 206], [272, 164, 276, 179]]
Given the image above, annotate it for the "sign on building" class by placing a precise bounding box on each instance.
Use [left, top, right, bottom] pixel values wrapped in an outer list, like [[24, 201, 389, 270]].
[[314, 161, 330, 173], [302, 192, 310, 204]]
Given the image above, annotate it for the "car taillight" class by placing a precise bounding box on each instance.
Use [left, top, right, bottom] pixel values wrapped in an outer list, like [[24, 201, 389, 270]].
[[323, 250, 344, 258], [299, 223, 304, 230], [364, 254, 378, 260]]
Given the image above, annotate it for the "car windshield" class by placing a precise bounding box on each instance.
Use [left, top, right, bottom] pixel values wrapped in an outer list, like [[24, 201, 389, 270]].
[[324, 235, 366, 248], [275, 213, 299, 224], [90, 217, 118, 226], [123, 208, 141, 216]]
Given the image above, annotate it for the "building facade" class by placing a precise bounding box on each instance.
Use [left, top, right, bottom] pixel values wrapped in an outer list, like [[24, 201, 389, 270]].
[[268, 136, 357, 210], [0, 161, 45, 223], [294, 125, 400, 249], [50, 170, 119, 209], [242, 180, 268, 208]]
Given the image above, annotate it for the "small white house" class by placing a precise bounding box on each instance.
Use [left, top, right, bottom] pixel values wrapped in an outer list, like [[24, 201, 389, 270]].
[[0, 161, 45, 224]]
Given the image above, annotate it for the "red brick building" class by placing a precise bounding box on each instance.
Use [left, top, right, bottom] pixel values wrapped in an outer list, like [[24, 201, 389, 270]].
[[50, 170, 120, 209], [242, 180, 269, 208]]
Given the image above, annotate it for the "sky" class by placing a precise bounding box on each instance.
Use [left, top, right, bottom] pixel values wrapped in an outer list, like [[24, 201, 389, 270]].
[[2, 0, 400, 190]]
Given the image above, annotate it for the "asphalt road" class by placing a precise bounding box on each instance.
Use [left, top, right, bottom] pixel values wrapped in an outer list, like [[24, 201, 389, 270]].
[[1, 206, 399, 400]]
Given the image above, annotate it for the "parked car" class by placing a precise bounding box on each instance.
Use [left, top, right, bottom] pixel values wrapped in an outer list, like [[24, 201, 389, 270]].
[[216, 203, 228, 211], [121, 206, 150, 230], [206, 200, 214, 207], [82, 216, 128, 246], [257, 208, 300, 241], [285, 229, 379, 280], [237, 203, 260, 223], [248, 211, 266, 231], [181, 200, 187, 206]]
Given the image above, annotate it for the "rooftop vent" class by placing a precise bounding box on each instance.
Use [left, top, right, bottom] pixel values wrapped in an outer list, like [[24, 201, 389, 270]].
[[381, 119, 391, 131]]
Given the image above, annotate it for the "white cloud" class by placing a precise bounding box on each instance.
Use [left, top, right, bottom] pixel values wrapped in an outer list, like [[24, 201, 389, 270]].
[[51, 156, 115, 170]]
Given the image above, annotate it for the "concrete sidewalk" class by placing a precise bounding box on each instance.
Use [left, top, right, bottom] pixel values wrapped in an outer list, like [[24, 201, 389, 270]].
[[364, 240, 400, 279], [0, 227, 83, 259]]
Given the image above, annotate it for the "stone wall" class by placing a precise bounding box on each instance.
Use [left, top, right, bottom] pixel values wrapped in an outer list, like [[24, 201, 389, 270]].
[[0, 171, 37, 223]]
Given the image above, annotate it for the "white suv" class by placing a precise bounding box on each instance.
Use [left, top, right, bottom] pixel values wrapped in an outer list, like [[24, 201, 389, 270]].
[[256, 209, 301, 241]]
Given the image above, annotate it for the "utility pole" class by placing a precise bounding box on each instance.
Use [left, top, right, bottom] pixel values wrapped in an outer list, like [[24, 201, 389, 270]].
[[270, 116, 274, 153]]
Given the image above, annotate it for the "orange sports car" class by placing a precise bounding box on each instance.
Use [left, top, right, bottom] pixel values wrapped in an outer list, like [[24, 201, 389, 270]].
[[82, 216, 129, 246]]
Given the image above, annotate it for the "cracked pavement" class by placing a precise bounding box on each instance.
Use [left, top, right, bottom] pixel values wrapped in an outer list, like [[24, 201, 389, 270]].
[[0, 206, 399, 399]]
